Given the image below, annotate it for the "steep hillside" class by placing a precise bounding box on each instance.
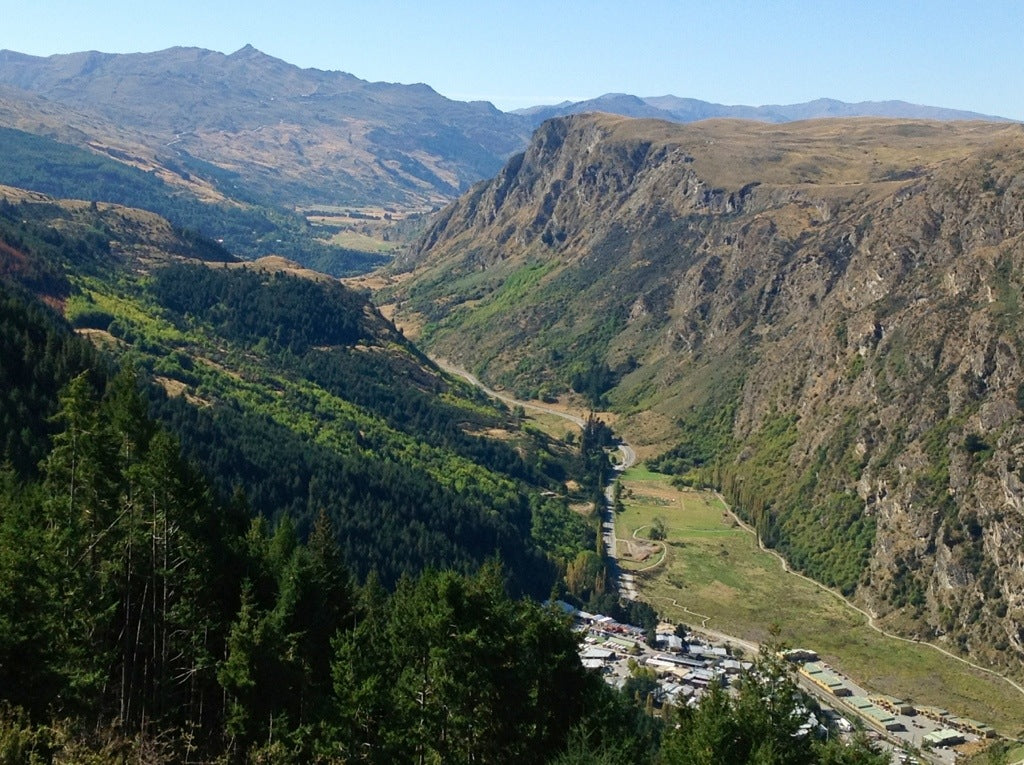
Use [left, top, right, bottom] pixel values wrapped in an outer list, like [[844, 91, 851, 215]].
[[0, 46, 531, 208], [0, 187, 600, 597], [390, 114, 1024, 671]]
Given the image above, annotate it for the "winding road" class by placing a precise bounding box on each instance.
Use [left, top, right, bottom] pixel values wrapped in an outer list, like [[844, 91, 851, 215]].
[[436, 358, 636, 595], [435, 358, 588, 427], [716, 492, 1024, 702]]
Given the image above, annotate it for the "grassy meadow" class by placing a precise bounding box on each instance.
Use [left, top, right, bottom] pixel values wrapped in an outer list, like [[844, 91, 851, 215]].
[[616, 468, 1024, 736]]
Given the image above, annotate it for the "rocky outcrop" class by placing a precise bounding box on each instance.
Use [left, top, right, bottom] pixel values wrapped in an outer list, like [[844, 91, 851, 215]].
[[394, 114, 1024, 670]]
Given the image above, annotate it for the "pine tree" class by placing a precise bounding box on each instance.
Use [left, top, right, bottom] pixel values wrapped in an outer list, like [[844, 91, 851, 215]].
[[40, 372, 119, 711]]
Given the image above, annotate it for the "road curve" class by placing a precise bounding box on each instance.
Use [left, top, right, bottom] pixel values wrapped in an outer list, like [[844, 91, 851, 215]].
[[435, 357, 636, 595], [616, 442, 637, 471], [436, 357, 636, 468], [435, 358, 588, 427]]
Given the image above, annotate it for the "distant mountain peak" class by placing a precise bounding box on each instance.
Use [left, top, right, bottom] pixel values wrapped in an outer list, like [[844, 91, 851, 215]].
[[0, 45, 533, 208], [516, 94, 1013, 126]]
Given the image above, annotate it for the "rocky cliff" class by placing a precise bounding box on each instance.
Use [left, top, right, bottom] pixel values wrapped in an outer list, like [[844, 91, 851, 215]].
[[392, 114, 1024, 671]]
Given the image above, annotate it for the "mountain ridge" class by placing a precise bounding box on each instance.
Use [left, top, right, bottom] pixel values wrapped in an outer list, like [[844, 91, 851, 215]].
[[514, 93, 1014, 126], [0, 45, 532, 208], [0, 44, 1013, 220], [390, 113, 1024, 671]]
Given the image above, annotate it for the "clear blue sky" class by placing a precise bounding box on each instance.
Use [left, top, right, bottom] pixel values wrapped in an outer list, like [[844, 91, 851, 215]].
[[2, 0, 1021, 119]]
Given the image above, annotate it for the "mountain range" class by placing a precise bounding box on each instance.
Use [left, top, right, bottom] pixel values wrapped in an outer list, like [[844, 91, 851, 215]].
[[514, 93, 1011, 126], [389, 113, 1024, 672], [0, 45, 1011, 216]]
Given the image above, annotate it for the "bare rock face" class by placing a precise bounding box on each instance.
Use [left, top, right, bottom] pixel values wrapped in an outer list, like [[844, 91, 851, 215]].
[[395, 114, 1024, 670]]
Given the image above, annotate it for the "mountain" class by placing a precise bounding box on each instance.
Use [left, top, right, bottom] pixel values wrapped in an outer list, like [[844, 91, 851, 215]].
[[516, 94, 1012, 126], [0, 184, 605, 598], [515, 93, 675, 122], [389, 113, 1024, 671], [0, 45, 1008, 218], [0, 45, 532, 208]]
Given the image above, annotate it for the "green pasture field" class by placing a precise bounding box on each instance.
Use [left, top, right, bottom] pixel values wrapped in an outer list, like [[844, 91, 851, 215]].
[[616, 468, 1024, 736]]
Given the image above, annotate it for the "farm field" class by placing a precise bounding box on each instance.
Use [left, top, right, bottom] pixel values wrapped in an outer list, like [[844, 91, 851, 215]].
[[323, 229, 398, 252], [615, 468, 1024, 735]]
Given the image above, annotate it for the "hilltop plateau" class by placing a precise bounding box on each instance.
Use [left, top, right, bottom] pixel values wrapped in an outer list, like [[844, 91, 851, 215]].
[[389, 113, 1024, 672]]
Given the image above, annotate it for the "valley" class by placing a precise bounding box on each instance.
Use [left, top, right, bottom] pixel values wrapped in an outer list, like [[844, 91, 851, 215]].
[[452, 367, 1024, 739], [1, 36, 1023, 760], [390, 112, 1024, 689]]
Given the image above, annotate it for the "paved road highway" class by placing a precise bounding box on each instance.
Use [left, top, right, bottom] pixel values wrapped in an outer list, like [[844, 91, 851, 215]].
[[436, 357, 637, 594]]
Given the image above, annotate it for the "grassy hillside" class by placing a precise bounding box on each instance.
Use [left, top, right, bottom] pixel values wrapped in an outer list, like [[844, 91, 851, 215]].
[[615, 469, 1024, 733], [0, 127, 386, 275]]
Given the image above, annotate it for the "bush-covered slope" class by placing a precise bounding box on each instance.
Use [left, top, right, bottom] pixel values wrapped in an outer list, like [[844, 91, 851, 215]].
[[0, 290, 648, 759], [0, 189, 600, 596], [390, 114, 1024, 670]]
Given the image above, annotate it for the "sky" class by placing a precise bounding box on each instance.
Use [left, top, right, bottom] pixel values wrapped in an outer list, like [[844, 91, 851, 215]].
[[1, 0, 1022, 120]]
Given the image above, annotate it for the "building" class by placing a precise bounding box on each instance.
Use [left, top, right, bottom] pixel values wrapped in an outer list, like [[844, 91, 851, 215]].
[[780, 648, 819, 663], [799, 663, 852, 697], [580, 646, 616, 662], [655, 633, 684, 651], [923, 729, 965, 747], [721, 659, 753, 674]]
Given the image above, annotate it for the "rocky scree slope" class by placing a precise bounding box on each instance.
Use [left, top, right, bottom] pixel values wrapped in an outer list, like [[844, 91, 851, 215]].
[[392, 113, 1024, 671]]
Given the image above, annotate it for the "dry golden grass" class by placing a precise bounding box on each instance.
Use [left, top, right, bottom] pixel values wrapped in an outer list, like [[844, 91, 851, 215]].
[[322, 230, 399, 252], [153, 375, 188, 397], [221, 255, 334, 283], [73, 328, 124, 350], [589, 113, 1023, 191]]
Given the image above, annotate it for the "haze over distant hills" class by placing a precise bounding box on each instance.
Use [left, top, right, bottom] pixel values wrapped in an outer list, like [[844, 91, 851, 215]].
[[0, 45, 1013, 216], [514, 93, 1013, 126]]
